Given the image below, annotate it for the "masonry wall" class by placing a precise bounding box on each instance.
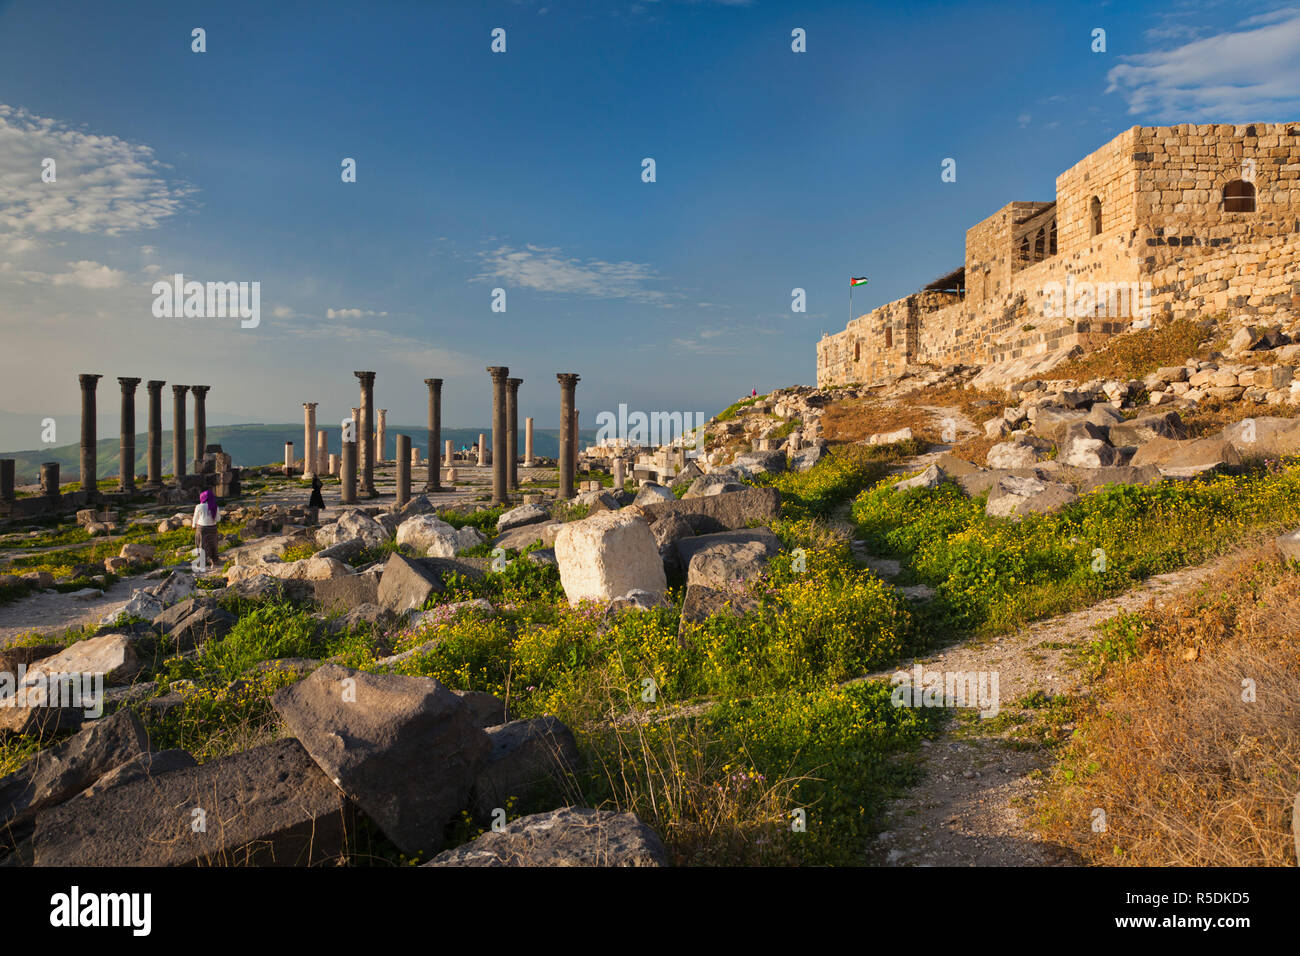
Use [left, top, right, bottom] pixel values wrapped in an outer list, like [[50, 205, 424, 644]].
[[816, 123, 1300, 389]]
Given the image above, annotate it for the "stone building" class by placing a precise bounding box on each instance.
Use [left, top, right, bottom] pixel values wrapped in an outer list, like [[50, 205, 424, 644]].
[[818, 123, 1300, 387]]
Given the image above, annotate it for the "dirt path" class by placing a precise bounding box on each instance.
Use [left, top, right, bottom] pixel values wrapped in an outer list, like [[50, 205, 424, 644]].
[[858, 553, 1237, 866], [0, 575, 151, 647]]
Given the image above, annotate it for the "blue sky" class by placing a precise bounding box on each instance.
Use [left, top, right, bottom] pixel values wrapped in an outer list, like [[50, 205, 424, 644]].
[[2, 0, 1299, 448]]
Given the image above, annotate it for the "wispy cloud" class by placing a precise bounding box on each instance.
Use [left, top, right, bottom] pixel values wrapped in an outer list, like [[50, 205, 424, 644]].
[[1107, 8, 1300, 120], [0, 105, 194, 238], [473, 243, 672, 304], [325, 307, 388, 319], [15, 260, 128, 289]]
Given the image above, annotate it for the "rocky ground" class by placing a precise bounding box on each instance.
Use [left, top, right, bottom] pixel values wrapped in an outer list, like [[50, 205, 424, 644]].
[[4, 317, 1299, 867]]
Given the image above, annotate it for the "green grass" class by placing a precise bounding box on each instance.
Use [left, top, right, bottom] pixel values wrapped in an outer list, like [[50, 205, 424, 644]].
[[852, 462, 1300, 637]]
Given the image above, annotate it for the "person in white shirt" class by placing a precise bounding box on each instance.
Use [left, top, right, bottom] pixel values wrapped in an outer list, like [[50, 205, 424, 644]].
[[193, 490, 220, 568]]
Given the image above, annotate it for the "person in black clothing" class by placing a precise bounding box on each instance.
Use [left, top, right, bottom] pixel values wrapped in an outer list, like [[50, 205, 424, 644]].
[[309, 474, 325, 510]]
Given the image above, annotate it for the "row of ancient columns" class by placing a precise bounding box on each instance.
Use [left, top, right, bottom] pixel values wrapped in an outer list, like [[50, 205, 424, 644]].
[[70, 375, 211, 498], [298, 368, 581, 510]]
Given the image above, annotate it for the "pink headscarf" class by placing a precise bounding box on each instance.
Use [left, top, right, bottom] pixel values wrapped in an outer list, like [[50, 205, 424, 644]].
[[200, 490, 216, 520]]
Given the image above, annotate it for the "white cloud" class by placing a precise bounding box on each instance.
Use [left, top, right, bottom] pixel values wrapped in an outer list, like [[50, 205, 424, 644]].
[[0, 105, 194, 237], [473, 243, 671, 304], [325, 307, 388, 319], [1107, 9, 1300, 120], [18, 259, 127, 289]]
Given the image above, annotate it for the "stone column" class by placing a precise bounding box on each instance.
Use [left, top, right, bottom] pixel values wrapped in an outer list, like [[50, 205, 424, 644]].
[[395, 434, 411, 506], [612, 457, 625, 490], [444, 439, 453, 467], [477, 433, 487, 467], [171, 385, 188, 484], [191, 385, 210, 469], [376, 409, 387, 466], [303, 402, 318, 477], [557, 373, 579, 499], [487, 366, 509, 505], [283, 442, 295, 476], [0, 459, 14, 502], [328, 453, 338, 476], [572, 408, 580, 476], [317, 429, 328, 478], [145, 381, 164, 490], [115, 377, 141, 493], [424, 378, 443, 492], [340, 437, 357, 504], [79, 374, 102, 497], [506, 377, 522, 491], [40, 462, 59, 497], [524, 416, 535, 467], [354, 372, 376, 495], [411, 446, 419, 467]]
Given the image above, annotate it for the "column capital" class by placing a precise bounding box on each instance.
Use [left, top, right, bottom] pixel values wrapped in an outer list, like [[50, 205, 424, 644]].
[[507, 377, 523, 389], [172, 384, 189, 397], [424, 377, 443, 389], [487, 365, 510, 383], [353, 370, 376, 386], [117, 377, 142, 391], [190, 385, 211, 398], [79, 373, 103, 389], [303, 401, 319, 410], [557, 372, 580, 387], [147, 380, 165, 393]]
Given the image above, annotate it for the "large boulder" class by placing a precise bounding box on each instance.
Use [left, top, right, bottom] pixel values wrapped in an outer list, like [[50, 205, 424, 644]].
[[894, 464, 945, 491], [309, 565, 384, 612], [319, 510, 388, 550], [0, 709, 149, 839], [633, 483, 676, 506], [554, 511, 667, 607], [21, 634, 144, 688], [678, 529, 782, 591], [1030, 406, 1089, 441], [731, 450, 786, 477], [271, 664, 490, 856], [987, 440, 1041, 469], [790, 442, 827, 472], [679, 584, 761, 625], [377, 553, 444, 615], [496, 504, 550, 534], [651, 512, 695, 579], [396, 514, 485, 558], [1219, 417, 1300, 458], [1108, 411, 1187, 447], [636, 487, 781, 534], [469, 717, 580, 820], [986, 475, 1078, 518], [425, 807, 668, 867], [1130, 436, 1243, 477], [32, 737, 354, 866], [493, 521, 563, 551]]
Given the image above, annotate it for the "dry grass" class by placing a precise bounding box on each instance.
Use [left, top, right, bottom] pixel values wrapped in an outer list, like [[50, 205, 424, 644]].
[[1040, 545, 1300, 866], [1180, 398, 1300, 438], [912, 383, 1006, 422], [822, 398, 939, 444], [1050, 317, 1215, 383], [945, 434, 998, 467]]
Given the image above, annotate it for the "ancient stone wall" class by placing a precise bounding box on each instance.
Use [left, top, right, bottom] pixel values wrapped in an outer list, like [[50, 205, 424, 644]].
[[817, 123, 1300, 388]]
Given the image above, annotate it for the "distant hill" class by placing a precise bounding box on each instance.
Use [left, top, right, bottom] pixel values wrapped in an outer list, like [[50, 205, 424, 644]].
[[2, 423, 594, 485]]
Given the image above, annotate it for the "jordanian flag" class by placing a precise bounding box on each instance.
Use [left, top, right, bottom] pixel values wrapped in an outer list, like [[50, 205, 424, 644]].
[[850, 276, 869, 286]]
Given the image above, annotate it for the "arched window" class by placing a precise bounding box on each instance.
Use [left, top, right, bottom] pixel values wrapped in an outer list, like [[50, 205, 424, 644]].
[[1049, 219, 1057, 255], [1034, 228, 1046, 261], [1090, 196, 1103, 237], [1019, 236, 1031, 261], [884, 328, 893, 349], [1223, 179, 1256, 213]]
